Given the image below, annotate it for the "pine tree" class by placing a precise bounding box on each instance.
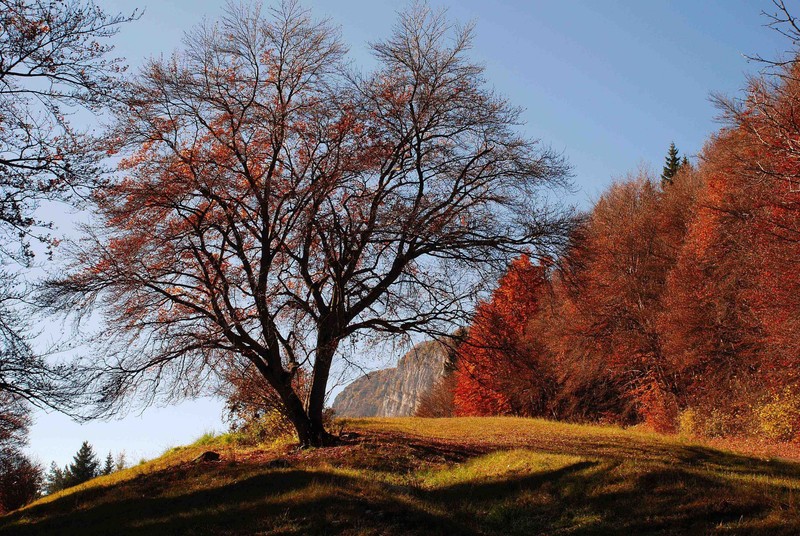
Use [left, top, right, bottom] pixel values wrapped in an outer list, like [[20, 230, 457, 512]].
[[102, 452, 114, 476], [44, 462, 67, 494], [661, 142, 681, 186], [66, 441, 99, 486]]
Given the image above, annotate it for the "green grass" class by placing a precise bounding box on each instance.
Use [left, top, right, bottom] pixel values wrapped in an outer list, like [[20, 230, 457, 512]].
[[3, 417, 800, 534]]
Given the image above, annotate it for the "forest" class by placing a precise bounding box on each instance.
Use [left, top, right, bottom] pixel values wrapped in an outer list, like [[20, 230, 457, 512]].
[[3, 0, 800, 525], [431, 46, 800, 441]]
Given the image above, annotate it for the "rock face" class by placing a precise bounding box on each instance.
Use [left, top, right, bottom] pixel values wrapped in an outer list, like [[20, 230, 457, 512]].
[[332, 340, 449, 417]]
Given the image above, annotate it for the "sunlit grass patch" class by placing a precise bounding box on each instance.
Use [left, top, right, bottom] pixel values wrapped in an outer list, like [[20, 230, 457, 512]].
[[416, 449, 585, 489]]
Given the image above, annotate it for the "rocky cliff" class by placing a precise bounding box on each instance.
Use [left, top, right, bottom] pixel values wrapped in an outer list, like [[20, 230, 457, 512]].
[[332, 340, 449, 417]]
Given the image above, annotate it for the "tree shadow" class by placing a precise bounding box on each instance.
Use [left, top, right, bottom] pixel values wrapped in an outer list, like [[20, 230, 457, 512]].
[[3, 430, 800, 535]]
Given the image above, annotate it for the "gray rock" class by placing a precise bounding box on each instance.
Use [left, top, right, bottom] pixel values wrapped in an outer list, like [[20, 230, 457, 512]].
[[332, 340, 449, 417]]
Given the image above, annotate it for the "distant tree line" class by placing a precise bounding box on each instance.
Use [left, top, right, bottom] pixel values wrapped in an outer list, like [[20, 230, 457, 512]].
[[45, 441, 125, 495]]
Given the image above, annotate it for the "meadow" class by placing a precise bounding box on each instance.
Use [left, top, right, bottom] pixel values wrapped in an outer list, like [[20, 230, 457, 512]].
[[3, 417, 800, 535]]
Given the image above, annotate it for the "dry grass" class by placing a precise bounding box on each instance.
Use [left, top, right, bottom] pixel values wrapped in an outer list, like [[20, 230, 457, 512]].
[[3, 417, 800, 535]]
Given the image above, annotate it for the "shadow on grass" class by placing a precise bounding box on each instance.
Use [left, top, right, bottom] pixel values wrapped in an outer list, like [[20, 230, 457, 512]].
[[2, 462, 796, 535], [4, 428, 800, 535]]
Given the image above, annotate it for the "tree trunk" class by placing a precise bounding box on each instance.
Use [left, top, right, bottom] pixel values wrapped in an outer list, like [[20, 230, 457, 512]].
[[307, 336, 338, 445], [283, 404, 334, 447], [270, 366, 336, 448], [275, 383, 316, 446]]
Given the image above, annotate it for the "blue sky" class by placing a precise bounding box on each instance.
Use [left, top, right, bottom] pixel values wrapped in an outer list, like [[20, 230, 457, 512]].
[[28, 0, 790, 468]]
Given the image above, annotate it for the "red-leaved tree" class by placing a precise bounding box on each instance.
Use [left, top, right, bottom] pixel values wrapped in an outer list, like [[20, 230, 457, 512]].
[[454, 256, 556, 417]]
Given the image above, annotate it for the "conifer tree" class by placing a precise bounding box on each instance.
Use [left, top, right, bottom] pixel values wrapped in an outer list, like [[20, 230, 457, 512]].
[[661, 142, 682, 186], [102, 452, 114, 476], [44, 462, 67, 494], [66, 441, 99, 485]]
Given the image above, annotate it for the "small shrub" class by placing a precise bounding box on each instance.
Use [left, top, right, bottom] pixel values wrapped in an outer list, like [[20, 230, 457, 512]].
[[228, 409, 295, 446], [703, 409, 735, 438], [678, 408, 699, 437], [677, 406, 740, 438], [190, 432, 220, 447], [753, 388, 800, 442], [636, 382, 678, 433]]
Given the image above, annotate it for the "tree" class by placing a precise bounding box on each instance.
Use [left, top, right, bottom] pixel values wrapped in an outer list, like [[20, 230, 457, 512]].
[[543, 168, 701, 429], [66, 441, 99, 485], [0, 448, 42, 513], [220, 356, 311, 442], [415, 329, 462, 418], [0, 0, 137, 254], [43, 441, 102, 493], [101, 452, 114, 476], [0, 391, 30, 453], [44, 461, 67, 494], [661, 142, 681, 186], [114, 451, 127, 472], [659, 130, 766, 423], [453, 256, 557, 417], [0, 0, 137, 413], [43, 2, 573, 445], [415, 375, 458, 418], [0, 390, 42, 511]]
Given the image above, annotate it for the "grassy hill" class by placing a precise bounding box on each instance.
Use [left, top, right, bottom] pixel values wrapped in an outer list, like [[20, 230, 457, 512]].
[[3, 417, 800, 535]]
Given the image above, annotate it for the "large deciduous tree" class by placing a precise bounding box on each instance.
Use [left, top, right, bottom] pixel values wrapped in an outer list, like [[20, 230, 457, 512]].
[[546, 169, 701, 429], [43, 1, 573, 446]]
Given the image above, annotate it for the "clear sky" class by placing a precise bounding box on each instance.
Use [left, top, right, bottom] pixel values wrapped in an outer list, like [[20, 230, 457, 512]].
[[27, 0, 790, 468]]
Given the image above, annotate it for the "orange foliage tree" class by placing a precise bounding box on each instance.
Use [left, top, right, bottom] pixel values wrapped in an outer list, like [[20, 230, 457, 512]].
[[454, 256, 556, 417], [660, 56, 800, 423], [722, 63, 800, 392], [550, 170, 699, 429], [43, 2, 573, 446], [658, 131, 766, 425]]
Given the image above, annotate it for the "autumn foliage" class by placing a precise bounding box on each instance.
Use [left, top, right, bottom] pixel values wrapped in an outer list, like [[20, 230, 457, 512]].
[[454, 256, 555, 417], [451, 53, 800, 441], [44, 2, 573, 446]]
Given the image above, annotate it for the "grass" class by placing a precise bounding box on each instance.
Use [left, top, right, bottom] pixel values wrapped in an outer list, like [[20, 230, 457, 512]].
[[3, 417, 800, 534]]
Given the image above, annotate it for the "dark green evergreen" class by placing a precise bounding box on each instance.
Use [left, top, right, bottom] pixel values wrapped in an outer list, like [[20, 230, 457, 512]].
[[44, 462, 67, 494], [65, 441, 99, 486], [102, 452, 114, 476], [661, 142, 681, 186]]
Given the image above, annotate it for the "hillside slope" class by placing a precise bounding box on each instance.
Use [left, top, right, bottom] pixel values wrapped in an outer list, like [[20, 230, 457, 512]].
[[3, 418, 800, 535]]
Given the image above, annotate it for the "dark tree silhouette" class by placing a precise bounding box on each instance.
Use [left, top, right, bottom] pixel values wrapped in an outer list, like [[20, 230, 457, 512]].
[[101, 452, 114, 476], [66, 441, 99, 485], [0, 448, 41, 513], [0, 0, 137, 417], [661, 142, 681, 186]]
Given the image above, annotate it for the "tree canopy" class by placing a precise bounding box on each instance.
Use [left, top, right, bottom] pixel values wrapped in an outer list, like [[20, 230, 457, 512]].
[[43, 1, 573, 445]]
